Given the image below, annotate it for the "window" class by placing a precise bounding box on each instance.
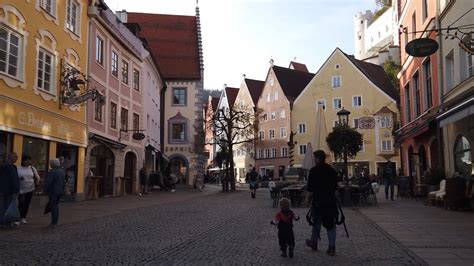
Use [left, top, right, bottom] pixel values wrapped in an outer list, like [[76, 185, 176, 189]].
[[0, 27, 22, 78], [281, 147, 288, 157], [133, 113, 139, 130], [173, 88, 186, 105], [265, 149, 270, 158], [266, 94, 270, 102], [120, 108, 128, 130], [280, 127, 287, 138], [445, 50, 454, 91], [404, 83, 411, 122], [66, 0, 80, 34], [454, 136, 472, 178], [94, 101, 102, 122], [133, 68, 140, 91], [257, 149, 263, 159], [381, 140, 393, 151], [317, 99, 326, 110], [413, 72, 420, 117], [353, 118, 359, 129], [298, 123, 306, 134], [271, 112, 276, 120], [258, 130, 264, 140], [111, 51, 118, 77], [263, 113, 268, 121], [280, 110, 285, 118], [37, 49, 54, 93], [122, 60, 128, 84], [379, 116, 393, 128], [335, 64, 340, 69], [95, 36, 103, 65], [422, 0, 428, 21], [110, 102, 117, 129], [423, 59, 432, 109], [299, 144, 307, 155], [269, 129, 275, 139], [171, 123, 186, 141], [40, 0, 56, 16], [332, 76, 341, 88], [274, 91, 278, 101], [352, 96, 362, 107], [270, 78, 274, 86], [333, 98, 342, 110], [411, 13, 416, 41], [272, 148, 277, 158]]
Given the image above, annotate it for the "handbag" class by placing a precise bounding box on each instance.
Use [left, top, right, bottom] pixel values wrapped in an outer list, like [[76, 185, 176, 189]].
[[4, 198, 20, 224]]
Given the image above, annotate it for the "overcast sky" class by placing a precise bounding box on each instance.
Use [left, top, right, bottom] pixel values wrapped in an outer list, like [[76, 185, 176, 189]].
[[108, 0, 377, 90]]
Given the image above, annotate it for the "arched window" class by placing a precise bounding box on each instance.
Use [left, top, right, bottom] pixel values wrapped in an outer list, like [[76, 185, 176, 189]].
[[454, 135, 472, 178]]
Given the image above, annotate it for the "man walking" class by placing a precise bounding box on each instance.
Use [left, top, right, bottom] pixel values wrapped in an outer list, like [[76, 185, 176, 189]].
[[0, 152, 19, 228], [249, 167, 259, 198], [139, 163, 149, 195], [44, 159, 65, 227], [305, 150, 338, 256], [383, 160, 396, 201]]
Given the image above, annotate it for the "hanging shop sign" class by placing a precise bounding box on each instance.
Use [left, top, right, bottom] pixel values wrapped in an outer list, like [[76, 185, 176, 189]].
[[358, 117, 375, 129], [405, 38, 439, 57], [60, 62, 105, 106], [132, 132, 145, 140]]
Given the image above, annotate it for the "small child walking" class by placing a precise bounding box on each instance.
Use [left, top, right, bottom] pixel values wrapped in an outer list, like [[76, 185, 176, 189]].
[[271, 198, 300, 258]]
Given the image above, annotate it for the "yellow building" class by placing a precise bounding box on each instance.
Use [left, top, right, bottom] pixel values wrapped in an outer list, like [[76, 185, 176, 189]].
[[292, 48, 400, 176], [0, 1, 89, 200]]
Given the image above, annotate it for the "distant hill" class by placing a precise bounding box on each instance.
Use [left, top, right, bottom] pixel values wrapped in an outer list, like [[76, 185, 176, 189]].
[[203, 89, 221, 100]]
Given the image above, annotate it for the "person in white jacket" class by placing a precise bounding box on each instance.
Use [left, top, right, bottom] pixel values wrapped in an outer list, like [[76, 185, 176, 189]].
[[16, 155, 39, 225]]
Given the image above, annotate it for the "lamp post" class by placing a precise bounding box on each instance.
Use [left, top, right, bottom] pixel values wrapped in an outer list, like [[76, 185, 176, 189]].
[[336, 107, 351, 178]]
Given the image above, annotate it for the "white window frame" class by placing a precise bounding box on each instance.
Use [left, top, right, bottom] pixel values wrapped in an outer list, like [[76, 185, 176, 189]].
[[66, 0, 80, 35], [265, 148, 270, 158], [40, 0, 57, 18], [332, 75, 341, 88], [257, 149, 263, 159], [269, 129, 275, 139], [271, 111, 276, 120], [122, 60, 129, 84], [298, 123, 306, 134], [281, 147, 288, 157], [274, 91, 279, 101], [316, 99, 326, 110], [280, 109, 285, 118], [379, 116, 393, 128], [0, 26, 23, 80], [263, 113, 268, 121], [258, 130, 265, 140], [332, 98, 342, 110], [280, 127, 287, 138], [36, 48, 55, 94], [381, 140, 393, 152], [111, 50, 118, 77], [95, 35, 104, 65], [352, 96, 363, 107], [299, 144, 307, 155], [271, 147, 277, 158]]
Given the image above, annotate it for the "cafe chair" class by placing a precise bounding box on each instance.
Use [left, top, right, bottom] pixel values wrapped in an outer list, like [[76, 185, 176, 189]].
[[428, 179, 446, 206]]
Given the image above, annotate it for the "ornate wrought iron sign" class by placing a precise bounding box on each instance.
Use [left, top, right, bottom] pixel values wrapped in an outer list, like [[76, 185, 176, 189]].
[[358, 117, 375, 129], [60, 62, 104, 106]]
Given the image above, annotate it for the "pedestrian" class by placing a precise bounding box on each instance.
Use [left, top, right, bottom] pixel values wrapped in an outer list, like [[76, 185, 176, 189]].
[[383, 160, 396, 201], [305, 150, 338, 256], [245, 170, 250, 184], [249, 167, 259, 198], [170, 173, 178, 192], [0, 152, 20, 228], [16, 155, 40, 225], [271, 198, 300, 258], [139, 163, 148, 195], [44, 158, 65, 227]]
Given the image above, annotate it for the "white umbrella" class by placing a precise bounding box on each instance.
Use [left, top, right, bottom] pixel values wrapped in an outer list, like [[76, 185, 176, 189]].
[[302, 142, 314, 170], [313, 105, 329, 153]]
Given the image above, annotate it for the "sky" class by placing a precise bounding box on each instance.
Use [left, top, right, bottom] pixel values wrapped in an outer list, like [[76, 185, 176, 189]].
[[107, 0, 377, 90]]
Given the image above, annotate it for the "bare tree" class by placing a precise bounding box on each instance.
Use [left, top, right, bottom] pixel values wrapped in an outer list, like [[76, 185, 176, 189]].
[[206, 104, 261, 191]]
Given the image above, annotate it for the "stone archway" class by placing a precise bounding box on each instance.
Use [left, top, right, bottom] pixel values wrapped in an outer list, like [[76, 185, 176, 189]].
[[169, 155, 189, 185], [124, 152, 137, 194], [90, 145, 115, 197]]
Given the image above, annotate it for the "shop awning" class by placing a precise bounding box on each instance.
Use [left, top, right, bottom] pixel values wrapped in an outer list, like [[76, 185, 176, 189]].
[[438, 97, 474, 127], [89, 134, 126, 149]]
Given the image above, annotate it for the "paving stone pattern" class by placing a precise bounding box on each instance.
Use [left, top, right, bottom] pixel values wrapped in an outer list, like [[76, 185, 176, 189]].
[[0, 190, 424, 265]]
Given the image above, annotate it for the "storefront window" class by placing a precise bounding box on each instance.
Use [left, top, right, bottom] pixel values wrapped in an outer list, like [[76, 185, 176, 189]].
[[0, 131, 13, 166], [22, 137, 49, 187], [454, 135, 472, 179], [57, 144, 78, 194]]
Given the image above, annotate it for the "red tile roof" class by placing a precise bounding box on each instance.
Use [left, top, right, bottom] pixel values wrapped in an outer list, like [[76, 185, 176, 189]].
[[225, 87, 239, 107], [272, 66, 315, 102], [289, 61, 309, 72], [244, 78, 265, 106], [127, 12, 201, 80]]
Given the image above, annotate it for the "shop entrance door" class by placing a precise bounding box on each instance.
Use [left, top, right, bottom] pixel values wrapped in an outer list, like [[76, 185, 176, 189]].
[[57, 144, 78, 195], [90, 145, 115, 197], [124, 152, 137, 194]]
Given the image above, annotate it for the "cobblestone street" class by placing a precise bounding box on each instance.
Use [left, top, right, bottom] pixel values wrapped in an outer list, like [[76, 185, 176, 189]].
[[0, 186, 426, 265]]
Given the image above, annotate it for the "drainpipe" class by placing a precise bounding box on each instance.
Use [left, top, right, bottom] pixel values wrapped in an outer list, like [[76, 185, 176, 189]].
[[435, 9, 445, 174], [159, 83, 167, 172]]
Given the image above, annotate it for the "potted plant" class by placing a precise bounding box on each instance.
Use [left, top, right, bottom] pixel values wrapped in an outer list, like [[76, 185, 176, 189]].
[[424, 167, 445, 192]]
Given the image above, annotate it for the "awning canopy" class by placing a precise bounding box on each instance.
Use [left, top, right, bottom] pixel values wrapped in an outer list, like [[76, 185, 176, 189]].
[[438, 97, 474, 127], [89, 133, 126, 149]]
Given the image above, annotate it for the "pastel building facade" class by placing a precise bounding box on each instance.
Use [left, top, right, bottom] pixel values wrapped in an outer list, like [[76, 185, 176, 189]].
[[0, 0, 89, 200]]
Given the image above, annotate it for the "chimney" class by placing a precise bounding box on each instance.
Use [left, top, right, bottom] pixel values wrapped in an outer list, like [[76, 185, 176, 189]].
[[115, 9, 128, 23]]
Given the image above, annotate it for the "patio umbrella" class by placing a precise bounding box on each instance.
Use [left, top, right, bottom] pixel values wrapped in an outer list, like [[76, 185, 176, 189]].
[[302, 142, 314, 170], [313, 105, 329, 154]]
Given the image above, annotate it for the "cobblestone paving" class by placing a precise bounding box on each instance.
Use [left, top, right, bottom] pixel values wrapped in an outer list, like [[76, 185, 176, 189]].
[[0, 190, 425, 265]]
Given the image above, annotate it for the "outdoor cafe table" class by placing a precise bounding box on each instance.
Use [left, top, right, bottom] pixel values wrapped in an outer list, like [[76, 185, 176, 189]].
[[337, 183, 360, 206], [280, 184, 306, 207]]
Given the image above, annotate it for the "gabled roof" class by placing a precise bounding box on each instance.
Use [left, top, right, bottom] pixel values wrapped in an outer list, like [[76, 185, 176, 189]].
[[127, 12, 201, 80], [225, 87, 239, 107], [272, 66, 315, 102], [244, 78, 265, 106], [289, 61, 309, 72], [343, 52, 399, 103], [211, 97, 220, 113]]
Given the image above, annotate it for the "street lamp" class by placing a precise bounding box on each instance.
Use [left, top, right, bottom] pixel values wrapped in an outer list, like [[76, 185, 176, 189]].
[[337, 107, 351, 126]]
